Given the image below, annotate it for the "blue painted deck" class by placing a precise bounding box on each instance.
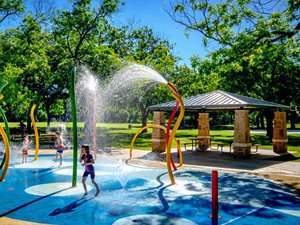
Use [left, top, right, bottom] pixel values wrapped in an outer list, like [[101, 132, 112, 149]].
[[0, 155, 300, 225]]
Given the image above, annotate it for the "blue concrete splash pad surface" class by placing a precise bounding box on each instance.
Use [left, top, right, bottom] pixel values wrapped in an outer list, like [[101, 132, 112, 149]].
[[0, 155, 300, 225]]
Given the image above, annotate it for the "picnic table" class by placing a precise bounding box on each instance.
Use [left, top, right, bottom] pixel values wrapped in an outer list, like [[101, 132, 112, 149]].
[[184, 136, 220, 152]]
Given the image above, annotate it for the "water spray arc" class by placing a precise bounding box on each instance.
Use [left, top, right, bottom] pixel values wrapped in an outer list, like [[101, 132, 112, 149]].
[[92, 92, 97, 160], [76, 69, 99, 160], [129, 80, 185, 185], [30, 104, 40, 160]]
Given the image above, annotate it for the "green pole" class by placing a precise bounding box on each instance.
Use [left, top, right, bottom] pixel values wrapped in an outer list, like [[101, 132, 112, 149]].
[[0, 81, 10, 169], [0, 107, 10, 169], [70, 65, 78, 187], [0, 108, 10, 140]]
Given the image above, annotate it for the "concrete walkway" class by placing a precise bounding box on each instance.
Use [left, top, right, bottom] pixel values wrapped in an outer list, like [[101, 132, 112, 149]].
[[32, 146, 300, 191], [100, 147, 300, 191]]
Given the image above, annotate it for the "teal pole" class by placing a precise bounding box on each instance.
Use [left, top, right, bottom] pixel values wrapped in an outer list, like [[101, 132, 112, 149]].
[[0, 108, 10, 140], [0, 81, 10, 169], [70, 66, 78, 187], [0, 107, 10, 169]]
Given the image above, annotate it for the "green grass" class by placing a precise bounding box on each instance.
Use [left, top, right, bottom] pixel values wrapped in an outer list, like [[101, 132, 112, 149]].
[[2, 122, 300, 162]]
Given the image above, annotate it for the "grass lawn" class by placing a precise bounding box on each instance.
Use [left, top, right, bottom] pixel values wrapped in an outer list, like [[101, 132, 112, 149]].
[[2, 122, 300, 162]]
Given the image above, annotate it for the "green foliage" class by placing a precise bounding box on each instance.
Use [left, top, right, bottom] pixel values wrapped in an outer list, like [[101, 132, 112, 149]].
[[0, 14, 54, 122], [0, 0, 299, 133], [0, 0, 24, 23], [53, 0, 122, 61], [168, 0, 300, 121], [104, 24, 179, 126]]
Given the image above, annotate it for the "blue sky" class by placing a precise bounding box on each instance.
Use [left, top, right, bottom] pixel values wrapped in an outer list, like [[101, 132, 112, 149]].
[[1, 0, 212, 65], [112, 0, 207, 65]]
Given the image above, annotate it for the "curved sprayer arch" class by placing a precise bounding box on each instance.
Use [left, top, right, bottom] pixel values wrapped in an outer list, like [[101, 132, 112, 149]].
[[166, 91, 185, 184], [30, 104, 40, 160], [129, 124, 183, 167], [0, 81, 10, 170], [0, 125, 9, 181]]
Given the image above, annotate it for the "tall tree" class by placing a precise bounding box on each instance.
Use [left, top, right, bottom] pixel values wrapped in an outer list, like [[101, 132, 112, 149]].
[[53, 0, 123, 63], [0, 15, 55, 127], [104, 25, 178, 127], [0, 0, 24, 24], [167, 0, 300, 136]]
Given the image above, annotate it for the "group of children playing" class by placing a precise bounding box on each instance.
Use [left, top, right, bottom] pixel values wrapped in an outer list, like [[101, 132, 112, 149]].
[[21, 131, 100, 197], [21, 131, 64, 164]]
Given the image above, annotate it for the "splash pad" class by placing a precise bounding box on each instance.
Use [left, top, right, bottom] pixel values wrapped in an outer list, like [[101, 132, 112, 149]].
[[69, 63, 185, 186], [103, 64, 185, 184], [1, 64, 300, 224], [1, 154, 300, 225]]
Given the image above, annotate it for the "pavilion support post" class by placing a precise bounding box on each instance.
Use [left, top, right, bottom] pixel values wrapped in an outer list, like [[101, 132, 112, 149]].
[[272, 112, 288, 153], [233, 110, 251, 158], [151, 111, 166, 152], [198, 113, 210, 150]]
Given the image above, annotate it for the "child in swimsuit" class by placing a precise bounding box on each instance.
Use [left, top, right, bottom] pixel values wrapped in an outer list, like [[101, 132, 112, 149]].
[[80, 145, 100, 197], [22, 135, 31, 163], [55, 131, 64, 166]]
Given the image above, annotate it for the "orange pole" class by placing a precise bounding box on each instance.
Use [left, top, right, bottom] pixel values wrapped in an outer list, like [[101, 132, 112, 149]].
[[166, 92, 185, 184]]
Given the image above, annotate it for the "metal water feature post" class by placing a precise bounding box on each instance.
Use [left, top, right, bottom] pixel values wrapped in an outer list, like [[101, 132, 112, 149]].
[[70, 65, 78, 187], [30, 104, 40, 160], [210, 170, 221, 220], [0, 81, 10, 170]]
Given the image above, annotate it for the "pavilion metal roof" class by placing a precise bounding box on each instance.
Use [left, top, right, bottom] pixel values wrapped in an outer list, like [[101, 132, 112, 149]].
[[149, 90, 289, 111]]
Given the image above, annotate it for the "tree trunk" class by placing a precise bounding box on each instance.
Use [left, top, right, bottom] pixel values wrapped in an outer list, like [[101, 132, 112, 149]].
[[26, 113, 32, 133], [45, 103, 51, 127], [260, 112, 265, 129], [256, 113, 260, 129], [194, 113, 198, 129], [289, 111, 297, 129], [265, 111, 274, 140], [141, 109, 148, 133], [138, 100, 150, 133]]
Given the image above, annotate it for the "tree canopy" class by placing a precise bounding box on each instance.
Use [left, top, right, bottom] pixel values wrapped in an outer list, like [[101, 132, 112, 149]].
[[0, 0, 299, 129]]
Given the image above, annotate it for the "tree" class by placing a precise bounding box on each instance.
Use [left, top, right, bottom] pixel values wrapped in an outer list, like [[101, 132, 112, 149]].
[[104, 25, 178, 128], [53, 0, 123, 63], [0, 14, 60, 127], [0, 0, 24, 23], [167, 0, 300, 137], [166, 0, 299, 47]]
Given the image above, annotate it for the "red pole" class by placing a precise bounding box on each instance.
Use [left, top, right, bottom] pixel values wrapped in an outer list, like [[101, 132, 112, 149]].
[[166, 82, 179, 171], [210, 170, 221, 219]]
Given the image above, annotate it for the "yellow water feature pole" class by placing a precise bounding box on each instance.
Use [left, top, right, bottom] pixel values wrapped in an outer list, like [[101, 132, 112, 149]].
[[166, 92, 185, 185], [129, 124, 183, 166], [30, 104, 39, 160], [0, 125, 9, 181]]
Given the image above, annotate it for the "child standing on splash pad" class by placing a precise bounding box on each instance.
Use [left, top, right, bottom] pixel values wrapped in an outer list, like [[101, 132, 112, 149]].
[[54, 131, 64, 166], [22, 135, 31, 163], [80, 145, 100, 197]]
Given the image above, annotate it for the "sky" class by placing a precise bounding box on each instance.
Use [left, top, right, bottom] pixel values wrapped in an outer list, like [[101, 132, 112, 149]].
[[1, 0, 212, 65], [112, 0, 207, 65]]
